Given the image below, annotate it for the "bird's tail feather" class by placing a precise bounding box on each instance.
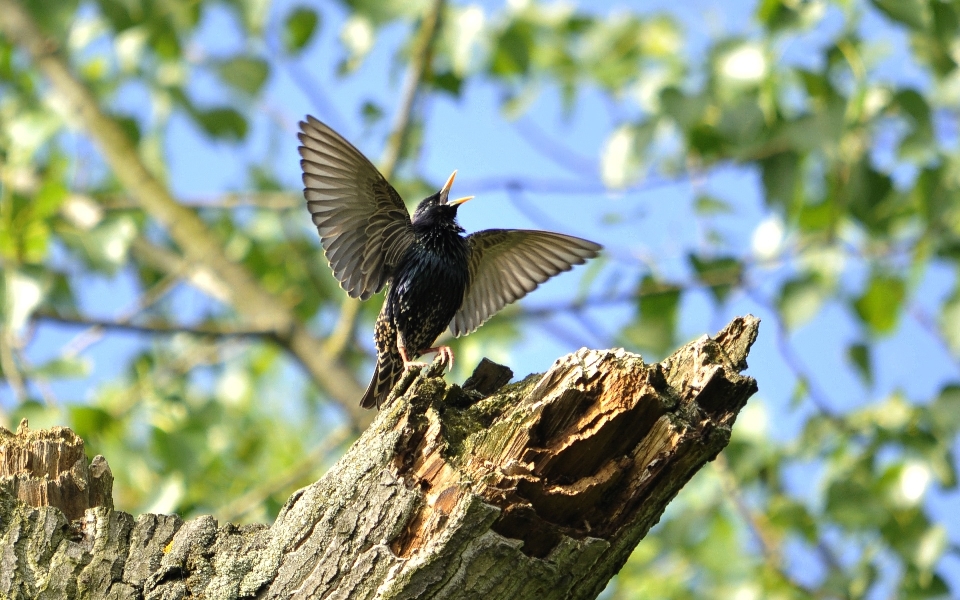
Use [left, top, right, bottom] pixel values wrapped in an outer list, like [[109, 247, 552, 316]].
[[360, 351, 403, 409]]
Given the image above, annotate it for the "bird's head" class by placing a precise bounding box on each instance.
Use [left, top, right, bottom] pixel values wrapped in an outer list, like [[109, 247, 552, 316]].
[[412, 170, 473, 226]]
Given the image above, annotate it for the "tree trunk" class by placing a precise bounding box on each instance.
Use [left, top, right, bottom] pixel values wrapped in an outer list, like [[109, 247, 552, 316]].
[[0, 316, 759, 599]]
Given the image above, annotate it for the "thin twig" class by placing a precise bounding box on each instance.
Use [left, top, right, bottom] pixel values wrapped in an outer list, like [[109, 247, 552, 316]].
[[513, 118, 597, 178], [62, 273, 180, 358], [714, 453, 824, 598], [35, 313, 273, 339]]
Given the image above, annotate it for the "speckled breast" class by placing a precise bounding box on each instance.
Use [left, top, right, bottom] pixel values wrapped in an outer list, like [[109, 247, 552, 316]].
[[387, 238, 469, 355]]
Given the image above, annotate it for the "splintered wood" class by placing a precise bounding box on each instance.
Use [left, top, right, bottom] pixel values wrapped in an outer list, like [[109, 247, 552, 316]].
[[0, 419, 113, 521], [390, 316, 759, 559]]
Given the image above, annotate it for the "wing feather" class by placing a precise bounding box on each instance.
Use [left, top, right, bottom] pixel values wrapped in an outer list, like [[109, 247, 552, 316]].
[[298, 116, 414, 300], [449, 230, 601, 337]]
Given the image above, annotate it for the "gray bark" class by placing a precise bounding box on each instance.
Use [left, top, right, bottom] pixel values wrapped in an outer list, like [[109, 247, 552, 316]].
[[0, 316, 760, 599]]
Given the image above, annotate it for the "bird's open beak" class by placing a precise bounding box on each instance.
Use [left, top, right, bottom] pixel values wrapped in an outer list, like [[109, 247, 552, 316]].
[[441, 170, 457, 198], [441, 170, 473, 206]]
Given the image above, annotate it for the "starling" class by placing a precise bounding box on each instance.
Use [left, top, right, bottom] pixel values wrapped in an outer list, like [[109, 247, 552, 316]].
[[298, 116, 602, 409]]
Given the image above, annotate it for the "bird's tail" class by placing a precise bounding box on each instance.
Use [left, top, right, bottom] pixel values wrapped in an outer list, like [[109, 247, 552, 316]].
[[360, 349, 403, 409]]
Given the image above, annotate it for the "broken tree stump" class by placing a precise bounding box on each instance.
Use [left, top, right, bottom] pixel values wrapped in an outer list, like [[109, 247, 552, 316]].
[[0, 316, 759, 599]]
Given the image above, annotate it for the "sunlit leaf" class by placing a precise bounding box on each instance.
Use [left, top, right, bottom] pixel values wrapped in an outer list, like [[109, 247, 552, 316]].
[[215, 56, 269, 96], [489, 20, 533, 77], [870, 0, 931, 30], [194, 107, 248, 140], [929, 384, 960, 435], [777, 274, 828, 330], [621, 275, 680, 357], [2, 269, 47, 331], [847, 342, 872, 386], [853, 273, 906, 335], [430, 71, 463, 97], [600, 123, 652, 189], [694, 195, 734, 216], [687, 254, 742, 304], [282, 6, 319, 54], [31, 356, 91, 379], [939, 291, 960, 355]]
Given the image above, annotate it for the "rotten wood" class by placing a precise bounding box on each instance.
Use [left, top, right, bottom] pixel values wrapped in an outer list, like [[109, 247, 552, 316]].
[[0, 420, 113, 521], [0, 316, 759, 599]]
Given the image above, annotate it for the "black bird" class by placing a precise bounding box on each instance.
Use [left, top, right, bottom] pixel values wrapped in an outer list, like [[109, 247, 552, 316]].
[[298, 116, 602, 409]]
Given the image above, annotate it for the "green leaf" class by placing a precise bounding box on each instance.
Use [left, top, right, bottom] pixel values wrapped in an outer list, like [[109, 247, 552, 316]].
[[490, 20, 534, 77], [2, 269, 47, 331], [600, 123, 652, 189], [825, 465, 886, 529], [939, 290, 960, 355], [894, 90, 934, 162], [33, 356, 91, 379], [282, 6, 320, 54], [759, 151, 799, 211], [870, 0, 931, 31], [216, 56, 269, 96], [360, 101, 384, 125], [930, 384, 960, 435], [86, 214, 138, 271], [430, 71, 463, 97], [195, 107, 248, 140], [768, 495, 818, 542], [687, 254, 742, 304], [853, 273, 906, 335], [659, 88, 705, 129], [789, 377, 809, 409], [847, 342, 873, 386], [69, 406, 115, 439], [621, 275, 680, 357], [756, 0, 802, 31], [777, 274, 828, 330], [693, 195, 733, 215]]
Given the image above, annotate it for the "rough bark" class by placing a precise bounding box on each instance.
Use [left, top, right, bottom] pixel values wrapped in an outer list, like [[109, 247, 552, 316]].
[[0, 316, 759, 599]]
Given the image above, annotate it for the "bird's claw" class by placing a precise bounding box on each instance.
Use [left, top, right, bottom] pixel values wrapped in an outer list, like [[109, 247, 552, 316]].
[[399, 344, 454, 372], [437, 346, 454, 369], [421, 345, 454, 370]]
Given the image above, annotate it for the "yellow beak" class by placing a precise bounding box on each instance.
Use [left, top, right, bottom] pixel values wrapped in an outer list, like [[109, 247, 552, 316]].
[[441, 170, 457, 196], [441, 170, 473, 206]]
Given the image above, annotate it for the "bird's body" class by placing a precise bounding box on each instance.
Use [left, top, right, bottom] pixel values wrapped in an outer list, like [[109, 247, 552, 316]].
[[366, 209, 471, 407], [298, 116, 602, 409]]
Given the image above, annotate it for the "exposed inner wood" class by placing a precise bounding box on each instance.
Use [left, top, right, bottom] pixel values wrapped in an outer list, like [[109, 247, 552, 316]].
[[0, 419, 114, 521], [390, 316, 758, 558]]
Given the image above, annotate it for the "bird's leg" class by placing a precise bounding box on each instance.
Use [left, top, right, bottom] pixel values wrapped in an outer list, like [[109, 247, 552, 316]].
[[419, 345, 454, 370], [398, 343, 428, 371]]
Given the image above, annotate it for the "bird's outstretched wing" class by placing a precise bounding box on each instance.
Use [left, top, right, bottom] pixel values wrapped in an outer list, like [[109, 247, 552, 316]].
[[298, 116, 415, 300], [449, 230, 602, 337]]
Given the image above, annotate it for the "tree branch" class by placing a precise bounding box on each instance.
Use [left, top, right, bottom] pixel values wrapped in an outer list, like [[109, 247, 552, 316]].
[[33, 312, 274, 339], [0, 316, 759, 599]]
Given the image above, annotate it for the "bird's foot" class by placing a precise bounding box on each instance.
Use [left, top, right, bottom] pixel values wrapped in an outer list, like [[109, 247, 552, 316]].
[[398, 346, 428, 371], [420, 345, 455, 370]]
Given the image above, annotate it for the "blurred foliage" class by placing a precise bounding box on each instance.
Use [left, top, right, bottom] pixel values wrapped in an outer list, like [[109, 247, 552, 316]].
[[1, 0, 959, 597]]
